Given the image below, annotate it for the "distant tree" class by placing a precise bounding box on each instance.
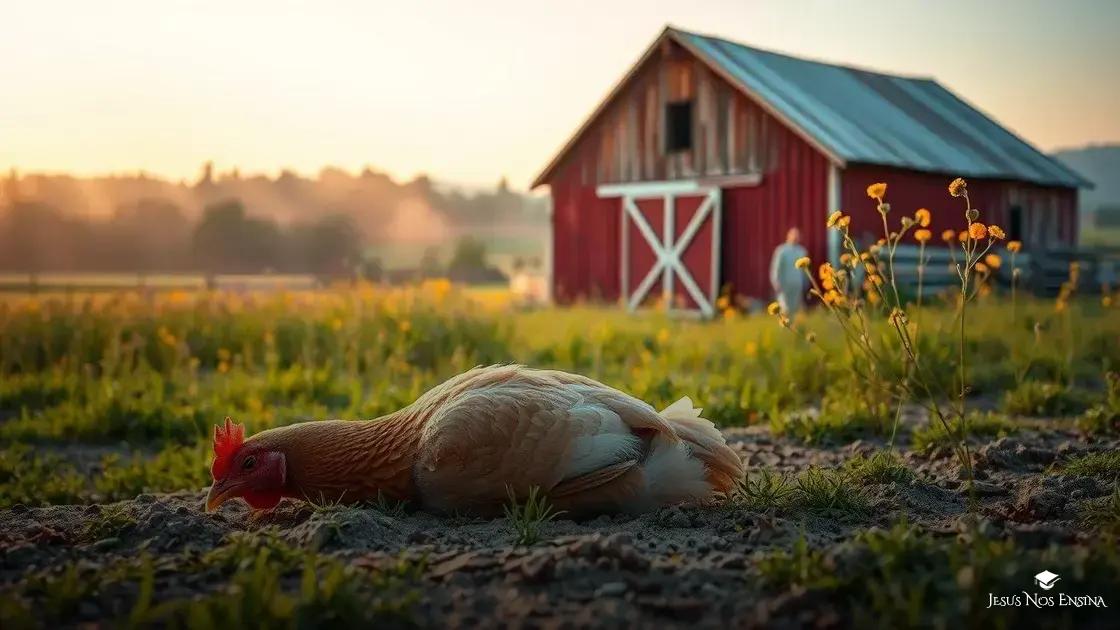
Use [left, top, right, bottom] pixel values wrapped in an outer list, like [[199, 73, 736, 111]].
[[359, 256, 384, 282], [293, 214, 362, 277], [106, 199, 191, 271], [192, 199, 281, 273], [448, 237, 488, 272], [446, 236, 506, 284], [195, 161, 214, 188]]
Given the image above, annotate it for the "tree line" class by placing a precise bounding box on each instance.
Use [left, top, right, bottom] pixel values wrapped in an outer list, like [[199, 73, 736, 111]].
[[0, 165, 547, 276]]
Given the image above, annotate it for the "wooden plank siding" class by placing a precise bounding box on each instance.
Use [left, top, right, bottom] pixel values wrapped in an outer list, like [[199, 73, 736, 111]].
[[840, 165, 1079, 253], [565, 41, 778, 188]]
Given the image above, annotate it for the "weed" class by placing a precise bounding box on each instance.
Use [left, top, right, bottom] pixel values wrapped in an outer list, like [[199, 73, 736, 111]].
[[1061, 451, 1120, 479], [80, 504, 135, 543], [1080, 484, 1120, 536], [912, 411, 1018, 453], [793, 466, 871, 515], [1002, 380, 1092, 416], [1078, 371, 1119, 434], [735, 467, 871, 516], [843, 451, 914, 484], [734, 469, 796, 510], [504, 485, 563, 546]]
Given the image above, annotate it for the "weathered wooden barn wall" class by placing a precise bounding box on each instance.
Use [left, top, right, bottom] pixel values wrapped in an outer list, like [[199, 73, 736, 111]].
[[549, 162, 620, 304], [840, 165, 1078, 251], [566, 40, 781, 187]]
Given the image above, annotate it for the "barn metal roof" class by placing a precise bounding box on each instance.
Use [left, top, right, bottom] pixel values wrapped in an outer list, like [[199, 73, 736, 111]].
[[532, 27, 1090, 189], [674, 28, 1089, 188]]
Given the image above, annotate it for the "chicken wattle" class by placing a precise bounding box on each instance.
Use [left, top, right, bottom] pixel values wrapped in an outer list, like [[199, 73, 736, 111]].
[[205, 364, 744, 515]]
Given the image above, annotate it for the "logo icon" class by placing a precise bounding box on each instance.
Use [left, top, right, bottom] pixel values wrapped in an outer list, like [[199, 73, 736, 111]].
[[1034, 570, 1060, 590]]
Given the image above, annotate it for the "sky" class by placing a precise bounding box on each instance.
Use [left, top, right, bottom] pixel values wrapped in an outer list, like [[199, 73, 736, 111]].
[[1, 0, 1117, 190]]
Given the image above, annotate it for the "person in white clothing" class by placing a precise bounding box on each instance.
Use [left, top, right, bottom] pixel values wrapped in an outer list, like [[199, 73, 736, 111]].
[[769, 227, 808, 316]]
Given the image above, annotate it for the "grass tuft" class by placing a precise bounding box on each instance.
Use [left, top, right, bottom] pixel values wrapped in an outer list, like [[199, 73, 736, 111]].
[[911, 411, 1018, 453], [1061, 451, 1120, 479], [1001, 381, 1092, 417], [843, 451, 915, 484], [504, 485, 563, 546]]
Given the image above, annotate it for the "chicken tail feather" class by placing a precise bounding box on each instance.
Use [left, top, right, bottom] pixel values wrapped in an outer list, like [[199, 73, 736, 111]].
[[659, 397, 744, 493]]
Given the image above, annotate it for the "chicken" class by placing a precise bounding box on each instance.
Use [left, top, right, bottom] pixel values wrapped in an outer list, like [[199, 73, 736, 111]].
[[205, 364, 744, 516]]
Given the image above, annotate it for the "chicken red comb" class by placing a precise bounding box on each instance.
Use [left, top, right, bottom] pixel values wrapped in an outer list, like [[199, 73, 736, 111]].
[[211, 417, 245, 480]]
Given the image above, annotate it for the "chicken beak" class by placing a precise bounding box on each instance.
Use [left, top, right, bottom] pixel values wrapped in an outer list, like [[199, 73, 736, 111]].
[[205, 480, 233, 513]]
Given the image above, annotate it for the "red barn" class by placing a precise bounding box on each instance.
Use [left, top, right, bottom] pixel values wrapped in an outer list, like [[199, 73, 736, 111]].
[[532, 26, 1090, 315]]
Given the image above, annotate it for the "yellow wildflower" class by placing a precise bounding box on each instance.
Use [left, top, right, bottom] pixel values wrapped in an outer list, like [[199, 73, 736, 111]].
[[866, 182, 887, 200], [958, 230, 969, 242], [818, 262, 834, 282], [988, 225, 1005, 240], [1007, 240, 1022, 253], [948, 177, 967, 197], [837, 215, 851, 229], [869, 274, 884, 286], [839, 253, 853, 266], [914, 229, 932, 243], [974, 262, 989, 274], [942, 229, 956, 242], [915, 208, 931, 227], [860, 252, 872, 262], [795, 257, 811, 270], [767, 301, 781, 316], [969, 223, 988, 240], [827, 210, 843, 228], [984, 254, 1002, 269]]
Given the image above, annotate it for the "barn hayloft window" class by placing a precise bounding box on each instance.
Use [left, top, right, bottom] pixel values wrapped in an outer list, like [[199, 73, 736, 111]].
[[665, 100, 693, 153]]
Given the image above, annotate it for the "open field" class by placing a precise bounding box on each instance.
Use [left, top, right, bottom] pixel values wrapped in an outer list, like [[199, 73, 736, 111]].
[[1, 284, 1119, 627]]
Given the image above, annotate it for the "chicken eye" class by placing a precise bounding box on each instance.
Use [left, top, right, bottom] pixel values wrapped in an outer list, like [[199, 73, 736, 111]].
[[242, 455, 256, 470]]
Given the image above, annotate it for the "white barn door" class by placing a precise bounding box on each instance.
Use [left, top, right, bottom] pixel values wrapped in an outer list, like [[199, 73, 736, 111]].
[[598, 181, 722, 317]]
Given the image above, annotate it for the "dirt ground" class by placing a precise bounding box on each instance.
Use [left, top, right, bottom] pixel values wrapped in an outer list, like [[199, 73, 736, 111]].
[[1, 425, 1117, 629]]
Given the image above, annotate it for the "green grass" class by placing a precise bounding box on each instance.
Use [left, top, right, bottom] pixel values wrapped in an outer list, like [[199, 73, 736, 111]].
[[1078, 371, 1119, 435], [0, 533, 423, 628], [754, 523, 1120, 628], [0, 289, 1115, 511], [1061, 451, 1120, 479], [1002, 381, 1093, 417], [911, 411, 1019, 453], [843, 451, 915, 484], [1080, 484, 1120, 535], [770, 397, 895, 444], [735, 466, 870, 516], [504, 485, 563, 546]]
